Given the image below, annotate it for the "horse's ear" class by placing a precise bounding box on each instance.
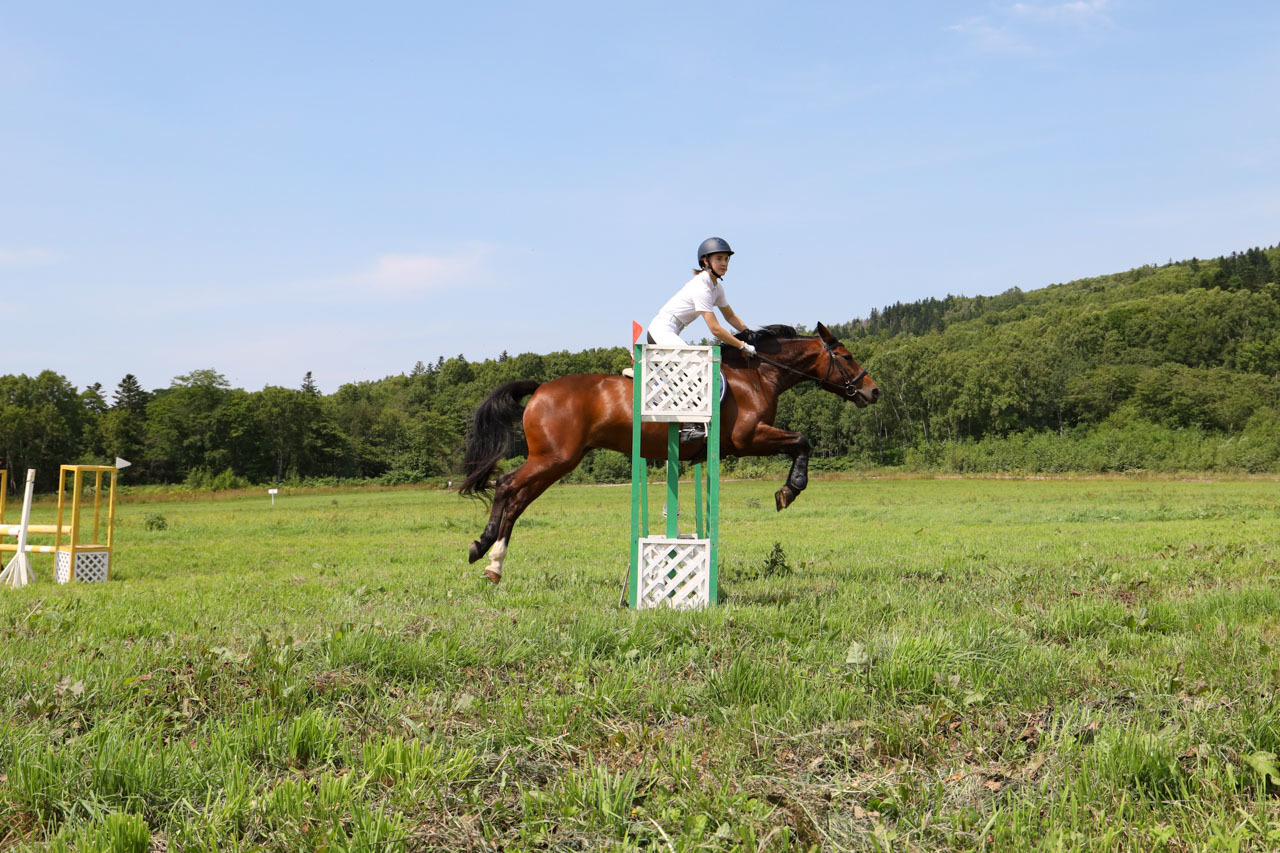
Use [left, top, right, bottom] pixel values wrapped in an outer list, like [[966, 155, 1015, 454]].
[[815, 322, 834, 341]]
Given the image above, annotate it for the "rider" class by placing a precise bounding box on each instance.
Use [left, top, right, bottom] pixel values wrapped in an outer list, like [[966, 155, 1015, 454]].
[[646, 237, 757, 358], [636, 237, 757, 441]]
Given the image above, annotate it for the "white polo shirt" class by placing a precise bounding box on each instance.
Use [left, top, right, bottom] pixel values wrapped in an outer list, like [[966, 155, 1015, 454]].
[[650, 271, 729, 335]]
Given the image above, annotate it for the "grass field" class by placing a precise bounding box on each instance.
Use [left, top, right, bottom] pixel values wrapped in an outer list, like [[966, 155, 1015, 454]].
[[2, 475, 1279, 851]]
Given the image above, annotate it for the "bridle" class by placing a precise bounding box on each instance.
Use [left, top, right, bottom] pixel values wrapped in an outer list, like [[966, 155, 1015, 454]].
[[748, 336, 869, 400]]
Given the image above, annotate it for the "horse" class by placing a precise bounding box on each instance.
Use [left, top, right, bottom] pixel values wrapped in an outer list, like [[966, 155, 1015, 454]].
[[459, 323, 880, 582]]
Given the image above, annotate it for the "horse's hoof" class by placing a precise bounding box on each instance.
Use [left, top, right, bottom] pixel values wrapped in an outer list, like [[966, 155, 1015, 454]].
[[774, 486, 796, 511], [468, 541, 484, 563], [483, 568, 502, 584]]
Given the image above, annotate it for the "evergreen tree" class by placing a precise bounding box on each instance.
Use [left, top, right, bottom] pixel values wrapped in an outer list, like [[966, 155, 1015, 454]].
[[79, 383, 109, 458], [101, 374, 152, 478], [112, 374, 151, 413]]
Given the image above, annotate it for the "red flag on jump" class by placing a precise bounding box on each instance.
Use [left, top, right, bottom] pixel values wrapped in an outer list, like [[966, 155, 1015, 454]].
[[631, 321, 644, 363]]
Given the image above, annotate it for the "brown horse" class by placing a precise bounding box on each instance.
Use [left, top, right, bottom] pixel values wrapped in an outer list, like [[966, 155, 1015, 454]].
[[459, 323, 879, 582]]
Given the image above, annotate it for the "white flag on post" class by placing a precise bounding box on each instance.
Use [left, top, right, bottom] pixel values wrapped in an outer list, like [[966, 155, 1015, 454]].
[[115, 458, 132, 470]]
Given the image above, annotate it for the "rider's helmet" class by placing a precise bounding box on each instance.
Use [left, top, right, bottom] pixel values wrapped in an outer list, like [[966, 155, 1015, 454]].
[[697, 237, 734, 270]]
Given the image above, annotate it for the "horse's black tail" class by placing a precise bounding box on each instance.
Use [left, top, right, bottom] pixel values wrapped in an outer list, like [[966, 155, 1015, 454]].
[[458, 380, 540, 499]]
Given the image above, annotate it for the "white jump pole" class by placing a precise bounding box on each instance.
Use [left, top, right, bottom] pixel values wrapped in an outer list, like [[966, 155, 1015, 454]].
[[0, 469, 37, 589]]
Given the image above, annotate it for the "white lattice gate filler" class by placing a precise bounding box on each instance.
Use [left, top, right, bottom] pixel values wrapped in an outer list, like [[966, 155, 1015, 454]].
[[628, 344, 721, 609]]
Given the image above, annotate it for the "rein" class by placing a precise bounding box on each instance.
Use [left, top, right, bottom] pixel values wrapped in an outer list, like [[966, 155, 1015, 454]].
[[746, 338, 868, 398]]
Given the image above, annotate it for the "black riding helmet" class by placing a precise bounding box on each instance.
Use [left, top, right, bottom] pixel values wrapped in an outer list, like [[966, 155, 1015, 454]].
[[697, 237, 734, 274]]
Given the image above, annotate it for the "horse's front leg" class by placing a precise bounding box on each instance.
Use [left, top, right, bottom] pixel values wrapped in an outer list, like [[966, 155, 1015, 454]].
[[734, 424, 810, 511], [779, 453, 810, 511]]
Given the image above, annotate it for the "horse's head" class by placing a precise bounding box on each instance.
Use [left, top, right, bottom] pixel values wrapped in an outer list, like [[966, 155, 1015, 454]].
[[814, 323, 879, 407]]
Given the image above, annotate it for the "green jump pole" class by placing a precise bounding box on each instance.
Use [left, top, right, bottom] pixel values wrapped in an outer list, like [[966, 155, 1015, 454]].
[[640, 459, 648, 537], [666, 424, 680, 539], [708, 346, 721, 605], [694, 462, 704, 538], [629, 343, 643, 609]]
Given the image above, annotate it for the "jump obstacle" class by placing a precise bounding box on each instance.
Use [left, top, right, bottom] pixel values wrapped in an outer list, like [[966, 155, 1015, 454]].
[[628, 344, 721, 609], [0, 464, 120, 588]]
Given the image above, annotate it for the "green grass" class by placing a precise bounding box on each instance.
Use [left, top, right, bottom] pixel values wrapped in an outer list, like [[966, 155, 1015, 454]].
[[2, 475, 1279, 850]]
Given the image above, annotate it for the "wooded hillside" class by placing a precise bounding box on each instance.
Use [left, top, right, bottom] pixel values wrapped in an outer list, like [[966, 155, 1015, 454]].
[[3, 246, 1277, 490]]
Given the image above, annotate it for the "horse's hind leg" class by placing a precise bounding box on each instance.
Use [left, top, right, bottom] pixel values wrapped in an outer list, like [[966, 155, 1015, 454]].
[[481, 451, 584, 583], [469, 471, 516, 563]]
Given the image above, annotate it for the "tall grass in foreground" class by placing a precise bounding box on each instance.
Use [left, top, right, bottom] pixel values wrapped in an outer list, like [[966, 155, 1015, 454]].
[[1, 476, 1278, 850]]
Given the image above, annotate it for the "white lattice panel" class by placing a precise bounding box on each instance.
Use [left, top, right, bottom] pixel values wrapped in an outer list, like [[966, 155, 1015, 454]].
[[640, 345, 714, 423], [55, 551, 110, 584], [637, 537, 711, 609]]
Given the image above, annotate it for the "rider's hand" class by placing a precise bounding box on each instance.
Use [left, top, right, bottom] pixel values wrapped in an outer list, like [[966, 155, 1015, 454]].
[[740, 342, 757, 357]]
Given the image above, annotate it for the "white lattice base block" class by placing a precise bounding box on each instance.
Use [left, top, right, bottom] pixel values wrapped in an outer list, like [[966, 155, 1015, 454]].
[[55, 550, 110, 584], [636, 537, 711, 610], [640, 345, 715, 423]]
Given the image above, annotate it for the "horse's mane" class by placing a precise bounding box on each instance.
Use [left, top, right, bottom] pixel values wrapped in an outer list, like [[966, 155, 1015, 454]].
[[735, 324, 799, 342]]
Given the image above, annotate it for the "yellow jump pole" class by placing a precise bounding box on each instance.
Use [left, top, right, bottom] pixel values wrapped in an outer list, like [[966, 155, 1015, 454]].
[[69, 467, 84, 580], [91, 469, 103, 545], [55, 468, 68, 551], [107, 469, 117, 549]]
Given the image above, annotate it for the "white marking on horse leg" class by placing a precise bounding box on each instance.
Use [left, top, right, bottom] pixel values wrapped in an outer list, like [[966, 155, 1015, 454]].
[[484, 539, 507, 584]]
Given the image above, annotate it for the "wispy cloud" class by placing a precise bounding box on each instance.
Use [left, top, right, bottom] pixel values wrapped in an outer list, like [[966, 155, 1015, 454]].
[[1011, 0, 1111, 23], [950, 1, 1112, 54], [353, 244, 496, 297], [83, 243, 504, 320], [0, 247, 56, 267], [949, 17, 1035, 54]]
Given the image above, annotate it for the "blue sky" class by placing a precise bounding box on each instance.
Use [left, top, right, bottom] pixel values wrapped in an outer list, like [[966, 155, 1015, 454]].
[[3, 1, 1278, 394]]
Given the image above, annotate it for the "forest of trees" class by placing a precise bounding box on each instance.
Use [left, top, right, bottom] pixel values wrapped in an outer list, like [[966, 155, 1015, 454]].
[[3, 245, 1278, 493]]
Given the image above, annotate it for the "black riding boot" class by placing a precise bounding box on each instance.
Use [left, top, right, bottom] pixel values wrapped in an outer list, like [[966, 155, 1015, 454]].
[[679, 423, 707, 443]]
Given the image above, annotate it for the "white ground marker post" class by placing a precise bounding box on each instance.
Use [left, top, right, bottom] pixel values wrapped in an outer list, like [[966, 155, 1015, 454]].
[[628, 344, 721, 609], [0, 470, 37, 589]]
